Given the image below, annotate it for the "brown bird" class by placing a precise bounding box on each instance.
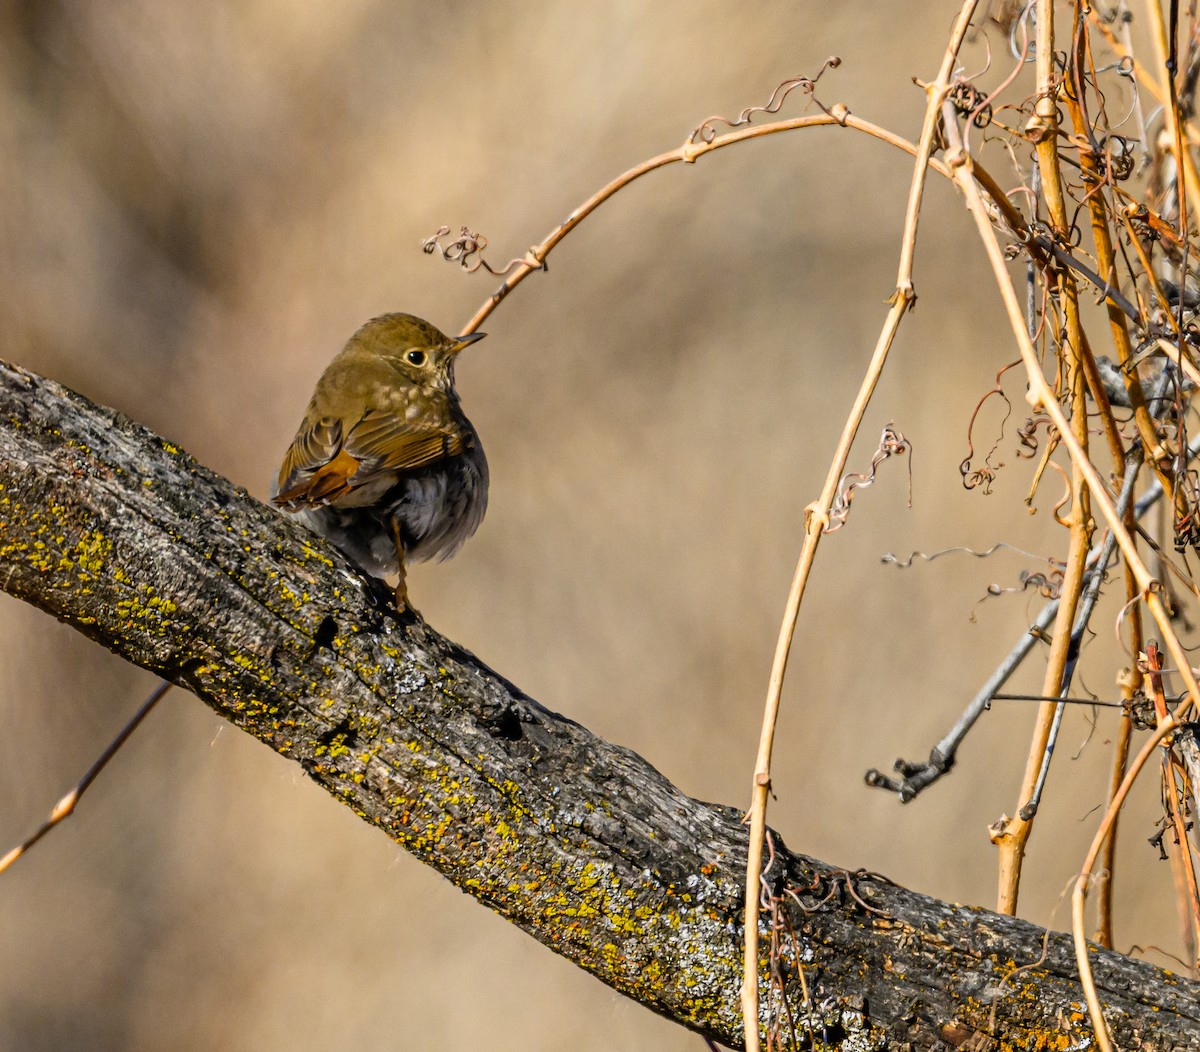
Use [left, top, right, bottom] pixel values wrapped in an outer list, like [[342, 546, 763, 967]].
[[272, 313, 488, 607]]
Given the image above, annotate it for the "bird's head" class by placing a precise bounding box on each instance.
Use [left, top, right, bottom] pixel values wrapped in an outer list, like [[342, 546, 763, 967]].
[[346, 313, 486, 390]]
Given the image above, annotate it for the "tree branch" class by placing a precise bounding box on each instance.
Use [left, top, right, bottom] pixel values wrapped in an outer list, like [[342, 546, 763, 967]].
[[0, 358, 1196, 1049]]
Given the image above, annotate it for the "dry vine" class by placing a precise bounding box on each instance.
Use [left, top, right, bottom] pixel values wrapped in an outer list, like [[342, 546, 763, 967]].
[[10, 1, 1200, 1048]]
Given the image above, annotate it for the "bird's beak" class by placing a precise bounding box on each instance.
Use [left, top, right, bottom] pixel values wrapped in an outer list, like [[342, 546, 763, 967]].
[[449, 331, 487, 356]]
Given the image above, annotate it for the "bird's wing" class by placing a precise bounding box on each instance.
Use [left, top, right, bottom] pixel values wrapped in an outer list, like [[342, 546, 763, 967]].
[[347, 409, 466, 468], [274, 416, 346, 506], [274, 409, 466, 510]]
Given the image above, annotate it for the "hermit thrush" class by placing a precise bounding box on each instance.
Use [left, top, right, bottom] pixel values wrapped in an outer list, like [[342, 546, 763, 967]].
[[272, 313, 488, 607]]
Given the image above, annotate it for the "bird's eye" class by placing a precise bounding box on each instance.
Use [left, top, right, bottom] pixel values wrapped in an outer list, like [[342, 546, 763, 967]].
[[406, 349, 427, 366]]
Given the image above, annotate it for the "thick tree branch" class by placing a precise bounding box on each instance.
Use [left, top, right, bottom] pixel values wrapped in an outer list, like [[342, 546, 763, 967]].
[[0, 359, 1196, 1050]]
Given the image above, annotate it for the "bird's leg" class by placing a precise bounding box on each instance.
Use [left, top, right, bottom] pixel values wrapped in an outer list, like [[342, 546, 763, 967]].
[[389, 519, 410, 610], [394, 565, 409, 610]]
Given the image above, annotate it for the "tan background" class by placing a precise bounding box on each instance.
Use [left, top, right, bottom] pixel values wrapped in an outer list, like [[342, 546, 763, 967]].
[[0, 3, 1184, 1050]]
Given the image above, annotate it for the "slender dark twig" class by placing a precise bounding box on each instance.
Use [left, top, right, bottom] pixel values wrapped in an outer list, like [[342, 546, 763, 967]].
[[0, 680, 172, 874]]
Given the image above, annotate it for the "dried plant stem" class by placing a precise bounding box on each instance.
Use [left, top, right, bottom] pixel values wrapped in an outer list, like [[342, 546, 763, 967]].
[[1094, 560, 1142, 948], [951, 146, 1200, 695], [1146, 0, 1200, 535], [1077, 331, 1127, 475], [1073, 714, 1181, 1052], [1087, 9, 1159, 95], [1145, 0, 1200, 221], [993, 0, 1095, 918], [1096, 12, 1200, 163], [1145, 644, 1200, 960], [1087, 7, 1194, 129], [866, 462, 1148, 803], [1065, 17, 1172, 484], [1156, 337, 1200, 391], [943, 91, 1200, 899], [1120, 213, 1200, 460], [457, 110, 1089, 348], [460, 110, 951, 337], [1118, 210, 1176, 320], [739, 318, 908, 1043], [738, 4, 981, 1047], [993, 531, 1090, 915], [1167, 829, 1200, 970]]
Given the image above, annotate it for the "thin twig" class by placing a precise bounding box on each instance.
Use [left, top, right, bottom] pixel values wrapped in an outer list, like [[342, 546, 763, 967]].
[[456, 107, 952, 338], [1023, 506, 1135, 821], [0, 680, 171, 875], [1098, 449, 1149, 948], [865, 440, 1172, 800]]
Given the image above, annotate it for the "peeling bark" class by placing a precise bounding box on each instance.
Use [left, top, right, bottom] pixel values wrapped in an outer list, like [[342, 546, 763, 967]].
[[0, 358, 1197, 1050]]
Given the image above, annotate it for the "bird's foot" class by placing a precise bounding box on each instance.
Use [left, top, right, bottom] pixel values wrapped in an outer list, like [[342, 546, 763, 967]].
[[394, 580, 419, 616]]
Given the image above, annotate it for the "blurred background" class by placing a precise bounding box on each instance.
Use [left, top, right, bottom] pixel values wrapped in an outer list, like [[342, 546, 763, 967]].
[[0, 1, 1187, 1049]]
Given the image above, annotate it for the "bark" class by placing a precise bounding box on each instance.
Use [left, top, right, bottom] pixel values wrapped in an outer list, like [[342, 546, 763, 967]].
[[0, 357, 1196, 1051]]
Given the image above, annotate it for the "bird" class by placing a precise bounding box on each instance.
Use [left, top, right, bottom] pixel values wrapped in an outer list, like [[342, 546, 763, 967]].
[[272, 312, 488, 608]]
